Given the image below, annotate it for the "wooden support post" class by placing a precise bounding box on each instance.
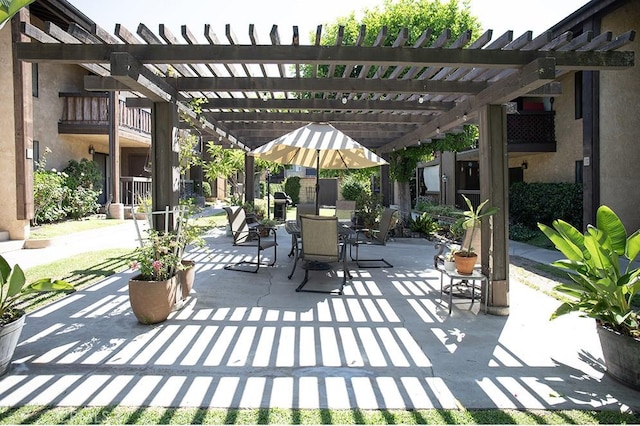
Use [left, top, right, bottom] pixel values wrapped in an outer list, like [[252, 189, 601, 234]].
[[108, 91, 121, 208], [151, 101, 179, 231], [380, 163, 391, 207], [12, 9, 34, 225], [479, 104, 510, 316], [245, 153, 255, 205]]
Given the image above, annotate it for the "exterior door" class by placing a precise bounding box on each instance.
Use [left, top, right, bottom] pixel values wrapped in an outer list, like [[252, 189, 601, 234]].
[[94, 152, 108, 204]]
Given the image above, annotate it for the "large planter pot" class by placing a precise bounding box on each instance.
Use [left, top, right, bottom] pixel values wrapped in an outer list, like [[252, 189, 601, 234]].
[[454, 252, 477, 275], [179, 260, 196, 300], [0, 314, 25, 376], [128, 275, 177, 325], [597, 323, 640, 390]]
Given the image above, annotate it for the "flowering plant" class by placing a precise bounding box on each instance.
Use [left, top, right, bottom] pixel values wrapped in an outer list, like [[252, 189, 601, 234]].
[[131, 229, 182, 281]]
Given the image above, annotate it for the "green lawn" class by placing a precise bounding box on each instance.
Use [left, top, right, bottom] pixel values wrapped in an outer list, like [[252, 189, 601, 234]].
[[0, 406, 637, 425], [29, 217, 126, 239]]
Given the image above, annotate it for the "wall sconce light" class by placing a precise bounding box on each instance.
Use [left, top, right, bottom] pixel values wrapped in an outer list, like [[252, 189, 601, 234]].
[[341, 96, 348, 105], [88, 145, 95, 155], [462, 112, 468, 121], [521, 160, 528, 170], [441, 173, 448, 183], [436, 127, 440, 134], [418, 96, 424, 104]]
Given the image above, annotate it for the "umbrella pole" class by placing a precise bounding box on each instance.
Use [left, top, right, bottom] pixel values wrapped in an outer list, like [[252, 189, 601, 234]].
[[315, 149, 320, 215]]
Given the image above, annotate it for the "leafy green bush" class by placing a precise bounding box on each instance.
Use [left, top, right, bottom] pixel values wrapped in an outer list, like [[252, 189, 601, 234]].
[[284, 177, 301, 205], [33, 171, 67, 225], [63, 159, 102, 192], [410, 212, 439, 235], [341, 176, 370, 201], [510, 182, 582, 230], [509, 223, 539, 242], [64, 186, 101, 219], [201, 181, 212, 198]]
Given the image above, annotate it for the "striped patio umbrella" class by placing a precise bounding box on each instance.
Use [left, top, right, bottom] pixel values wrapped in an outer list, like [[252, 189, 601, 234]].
[[249, 122, 388, 214]]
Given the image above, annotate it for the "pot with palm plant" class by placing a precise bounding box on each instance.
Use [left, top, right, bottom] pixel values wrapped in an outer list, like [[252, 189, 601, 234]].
[[454, 195, 498, 274], [538, 205, 640, 390], [1, 255, 74, 376]]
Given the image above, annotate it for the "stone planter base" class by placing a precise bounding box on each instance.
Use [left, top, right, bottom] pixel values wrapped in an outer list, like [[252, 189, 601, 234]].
[[597, 323, 640, 390], [0, 315, 25, 376]]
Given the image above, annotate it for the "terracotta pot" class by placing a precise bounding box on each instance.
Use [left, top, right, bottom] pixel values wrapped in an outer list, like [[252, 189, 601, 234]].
[[128, 275, 177, 325], [454, 252, 477, 275], [0, 314, 25, 376], [597, 322, 640, 390], [179, 260, 196, 300]]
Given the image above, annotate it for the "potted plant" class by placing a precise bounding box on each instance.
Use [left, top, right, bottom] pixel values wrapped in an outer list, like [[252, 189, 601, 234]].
[[1, 255, 74, 376], [354, 192, 383, 231], [258, 218, 278, 238], [443, 248, 457, 272], [454, 195, 498, 274], [129, 229, 183, 324], [538, 205, 640, 389]]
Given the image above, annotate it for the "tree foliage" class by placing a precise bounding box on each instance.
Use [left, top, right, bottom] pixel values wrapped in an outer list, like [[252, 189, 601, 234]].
[[302, 0, 481, 184]]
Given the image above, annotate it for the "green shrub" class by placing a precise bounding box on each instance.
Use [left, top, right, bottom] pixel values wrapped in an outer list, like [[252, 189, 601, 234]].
[[341, 176, 370, 201], [33, 171, 67, 225], [201, 181, 212, 198], [509, 223, 539, 242], [63, 159, 102, 192], [410, 212, 439, 235], [284, 177, 301, 205], [63, 186, 101, 219], [510, 182, 582, 230]]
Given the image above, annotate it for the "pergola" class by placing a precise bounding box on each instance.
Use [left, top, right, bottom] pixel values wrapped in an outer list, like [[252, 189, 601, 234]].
[[15, 12, 635, 314]]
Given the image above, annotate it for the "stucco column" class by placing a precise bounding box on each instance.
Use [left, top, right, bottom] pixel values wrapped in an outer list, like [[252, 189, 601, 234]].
[[151, 101, 179, 230], [107, 91, 122, 219], [479, 104, 510, 316]]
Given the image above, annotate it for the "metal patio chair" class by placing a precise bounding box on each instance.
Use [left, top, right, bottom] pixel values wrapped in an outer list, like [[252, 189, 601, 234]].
[[347, 207, 399, 268], [223, 206, 277, 273]]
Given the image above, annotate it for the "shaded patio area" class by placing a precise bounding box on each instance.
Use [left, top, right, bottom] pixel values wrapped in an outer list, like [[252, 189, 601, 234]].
[[1, 227, 638, 411]]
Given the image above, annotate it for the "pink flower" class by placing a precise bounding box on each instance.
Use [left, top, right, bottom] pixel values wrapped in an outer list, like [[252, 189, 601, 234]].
[[131, 261, 139, 270], [152, 260, 163, 271]]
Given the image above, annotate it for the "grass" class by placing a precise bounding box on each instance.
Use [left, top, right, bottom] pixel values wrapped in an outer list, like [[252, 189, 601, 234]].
[[29, 216, 126, 239], [18, 248, 135, 314], [0, 406, 637, 425]]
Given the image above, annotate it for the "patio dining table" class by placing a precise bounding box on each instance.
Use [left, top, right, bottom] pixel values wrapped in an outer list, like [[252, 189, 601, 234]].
[[285, 219, 354, 279]]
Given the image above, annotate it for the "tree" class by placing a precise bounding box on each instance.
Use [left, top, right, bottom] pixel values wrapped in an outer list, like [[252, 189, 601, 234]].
[[305, 0, 481, 213], [201, 142, 282, 201]]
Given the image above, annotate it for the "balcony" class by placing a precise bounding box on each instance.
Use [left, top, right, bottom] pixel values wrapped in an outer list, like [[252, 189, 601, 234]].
[[507, 111, 556, 153], [58, 93, 151, 137]]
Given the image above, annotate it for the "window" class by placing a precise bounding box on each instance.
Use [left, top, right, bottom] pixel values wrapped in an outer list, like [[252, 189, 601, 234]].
[[574, 71, 582, 119], [32, 63, 38, 98], [575, 160, 583, 185], [33, 140, 39, 171]]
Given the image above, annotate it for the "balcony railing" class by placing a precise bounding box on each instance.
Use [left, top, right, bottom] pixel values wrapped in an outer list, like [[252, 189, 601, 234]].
[[120, 177, 152, 210], [59, 94, 151, 136]]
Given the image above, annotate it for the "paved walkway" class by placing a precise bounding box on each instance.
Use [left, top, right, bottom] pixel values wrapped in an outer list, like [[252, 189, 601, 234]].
[[0, 217, 638, 411]]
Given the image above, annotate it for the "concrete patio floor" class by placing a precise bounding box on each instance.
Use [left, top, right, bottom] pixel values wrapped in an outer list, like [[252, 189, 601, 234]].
[[1, 225, 638, 412]]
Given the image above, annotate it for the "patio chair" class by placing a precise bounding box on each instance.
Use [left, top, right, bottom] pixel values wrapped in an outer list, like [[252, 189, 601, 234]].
[[347, 207, 399, 268], [223, 206, 277, 273], [287, 203, 316, 259], [335, 200, 356, 223], [297, 214, 348, 295]]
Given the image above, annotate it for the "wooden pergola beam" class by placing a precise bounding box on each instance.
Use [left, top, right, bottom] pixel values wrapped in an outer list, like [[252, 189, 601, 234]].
[[380, 57, 557, 152], [172, 76, 487, 95], [15, 42, 634, 70], [208, 111, 437, 124]]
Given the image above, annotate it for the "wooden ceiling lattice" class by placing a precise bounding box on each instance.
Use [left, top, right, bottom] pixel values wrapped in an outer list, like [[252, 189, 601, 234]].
[[17, 18, 635, 153]]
